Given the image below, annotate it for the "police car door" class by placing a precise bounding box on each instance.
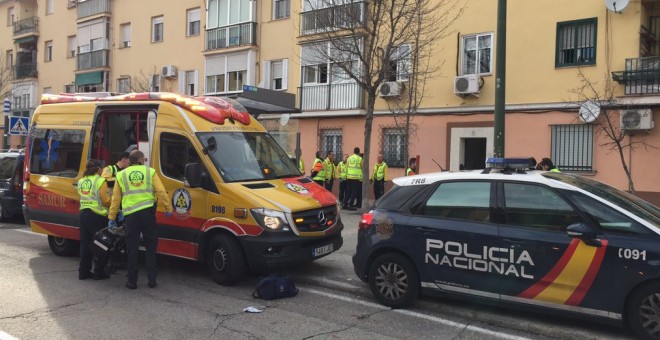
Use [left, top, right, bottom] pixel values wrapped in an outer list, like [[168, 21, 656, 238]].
[[407, 180, 500, 297], [496, 181, 611, 314]]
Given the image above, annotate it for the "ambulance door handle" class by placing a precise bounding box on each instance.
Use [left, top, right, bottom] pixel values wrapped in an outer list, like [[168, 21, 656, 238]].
[[416, 227, 435, 234]]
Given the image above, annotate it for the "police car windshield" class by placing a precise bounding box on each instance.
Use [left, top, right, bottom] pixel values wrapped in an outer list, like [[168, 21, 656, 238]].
[[543, 172, 660, 228], [198, 132, 300, 183]]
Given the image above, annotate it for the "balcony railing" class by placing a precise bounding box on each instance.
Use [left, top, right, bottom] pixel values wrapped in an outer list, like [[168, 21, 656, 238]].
[[13, 63, 38, 79], [298, 82, 363, 111], [77, 0, 111, 19], [77, 49, 109, 70], [612, 57, 660, 95], [206, 22, 256, 50], [300, 2, 365, 36], [13, 17, 38, 36]]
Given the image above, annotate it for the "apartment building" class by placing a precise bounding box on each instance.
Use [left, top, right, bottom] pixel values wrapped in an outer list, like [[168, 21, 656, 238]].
[[0, 0, 658, 203]]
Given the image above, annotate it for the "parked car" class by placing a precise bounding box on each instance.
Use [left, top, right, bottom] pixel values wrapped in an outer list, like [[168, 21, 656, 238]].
[[353, 159, 660, 339], [0, 150, 24, 221]]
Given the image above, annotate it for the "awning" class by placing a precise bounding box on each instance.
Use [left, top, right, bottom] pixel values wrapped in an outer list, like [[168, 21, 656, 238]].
[[75, 71, 103, 85], [14, 36, 36, 44], [233, 86, 300, 116]]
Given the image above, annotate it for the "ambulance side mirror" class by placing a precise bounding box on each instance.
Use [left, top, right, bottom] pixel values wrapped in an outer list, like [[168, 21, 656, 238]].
[[566, 222, 602, 247], [185, 163, 202, 188]]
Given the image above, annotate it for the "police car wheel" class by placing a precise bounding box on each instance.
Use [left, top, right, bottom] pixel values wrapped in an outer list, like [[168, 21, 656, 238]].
[[627, 283, 660, 340], [206, 235, 245, 286], [47, 235, 79, 256], [368, 253, 419, 308]]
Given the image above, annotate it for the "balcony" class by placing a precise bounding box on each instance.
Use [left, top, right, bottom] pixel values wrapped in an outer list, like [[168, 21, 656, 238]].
[[206, 22, 256, 50], [300, 1, 365, 36], [13, 63, 38, 79], [612, 57, 660, 95], [298, 82, 363, 111], [77, 49, 109, 70], [13, 17, 38, 36], [77, 0, 111, 19]]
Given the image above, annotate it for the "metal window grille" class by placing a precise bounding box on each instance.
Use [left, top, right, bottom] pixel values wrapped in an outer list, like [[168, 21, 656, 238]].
[[551, 124, 593, 172], [269, 131, 288, 151], [321, 129, 342, 159], [383, 128, 406, 167], [556, 18, 597, 67]]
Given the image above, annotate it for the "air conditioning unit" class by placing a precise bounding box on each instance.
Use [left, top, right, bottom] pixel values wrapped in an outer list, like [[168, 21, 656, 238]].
[[620, 109, 654, 130], [378, 82, 403, 98], [161, 65, 177, 78], [454, 75, 480, 97]]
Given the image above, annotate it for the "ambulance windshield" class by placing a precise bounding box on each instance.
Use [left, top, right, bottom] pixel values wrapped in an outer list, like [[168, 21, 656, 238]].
[[198, 132, 301, 182]]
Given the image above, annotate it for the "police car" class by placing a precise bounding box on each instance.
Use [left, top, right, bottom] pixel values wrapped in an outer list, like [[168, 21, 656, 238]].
[[352, 158, 660, 339]]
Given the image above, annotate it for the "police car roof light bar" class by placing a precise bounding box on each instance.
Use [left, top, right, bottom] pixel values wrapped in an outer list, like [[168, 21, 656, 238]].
[[482, 157, 535, 175]]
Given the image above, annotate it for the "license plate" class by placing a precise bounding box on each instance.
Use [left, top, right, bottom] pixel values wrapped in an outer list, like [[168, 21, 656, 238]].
[[312, 244, 334, 257]]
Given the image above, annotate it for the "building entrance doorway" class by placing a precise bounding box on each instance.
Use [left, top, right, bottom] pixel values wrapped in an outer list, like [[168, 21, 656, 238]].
[[462, 138, 486, 170]]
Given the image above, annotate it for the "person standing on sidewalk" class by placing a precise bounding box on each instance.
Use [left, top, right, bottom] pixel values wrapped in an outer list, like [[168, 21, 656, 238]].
[[406, 157, 417, 176], [342, 147, 363, 210], [336, 154, 348, 204], [108, 150, 173, 289], [78, 160, 111, 281], [324, 151, 336, 192], [311, 151, 326, 186], [371, 153, 388, 200]]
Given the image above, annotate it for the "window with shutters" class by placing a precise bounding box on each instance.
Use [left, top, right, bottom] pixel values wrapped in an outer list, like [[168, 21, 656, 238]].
[[271, 61, 284, 90], [45, 41, 53, 62], [551, 124, 593, 172], [152, 16, 164, 42], [228, 71, 246, 92], [67, 36, 76, 57], [46, 0, 54, 15], [117, 77, 130, 93], [187, 8, 201, 36], [120, 23, 131, 48], [274, 0, 290, 19], [185, 70, 197, 95], [556, 18, 597, 67]]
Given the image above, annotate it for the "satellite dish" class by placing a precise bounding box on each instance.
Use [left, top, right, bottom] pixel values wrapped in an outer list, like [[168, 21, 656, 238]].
[[605, 0, 629, 13], [279, 114, 290, 126], [579, 100, 601, 123]]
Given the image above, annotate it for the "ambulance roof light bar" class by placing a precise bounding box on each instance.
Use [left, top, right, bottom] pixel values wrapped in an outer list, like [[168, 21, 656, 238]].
[[482, 157, 535, 175], [40, 92, 252, 126]]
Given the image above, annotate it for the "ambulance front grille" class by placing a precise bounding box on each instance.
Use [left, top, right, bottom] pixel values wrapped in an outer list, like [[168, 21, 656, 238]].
[[292, 206, 337, 232]]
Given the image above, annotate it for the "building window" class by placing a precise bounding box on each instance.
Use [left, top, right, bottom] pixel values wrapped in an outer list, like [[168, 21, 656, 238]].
[[152, 16, 164, 42], [187, 8, 201, 36], [551, 124, 593, 171], [7, 7, 14, 26], [43, 87, 52, 95], [386, 44, 410, 81], [556, 18, 597, 67], [64, 84, 75, 93], [382, 128, 406, 167], [45, 41, 53, 62], [207, 0, 252, 29], [271, 60, 284, 90], [227, 70, 246, 92], [46, 0, 55, 15], [321, 129, 342, 159], [461, 33, 492, 75], [117, 77, 130, 93], [121, 23, 131, 48], [184, 70, 198, 95], [302, 64, 328, 84], [151, 74, 161, 92], [5, 50, 12, 68], [67, 36, 76, 57], [206, 74, 225, 93], [274, 0, 290, 19]]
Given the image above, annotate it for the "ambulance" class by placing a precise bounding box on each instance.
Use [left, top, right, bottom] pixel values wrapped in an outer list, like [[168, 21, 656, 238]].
[[23, 92, 343, 285]]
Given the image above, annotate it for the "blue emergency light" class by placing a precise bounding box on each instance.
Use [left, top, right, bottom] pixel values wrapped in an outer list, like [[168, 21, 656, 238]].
[[485, 157, 534, 170]]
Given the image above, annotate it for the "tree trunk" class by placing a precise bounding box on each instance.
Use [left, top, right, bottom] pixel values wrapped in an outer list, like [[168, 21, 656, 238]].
[[361, 93, 377, 211]]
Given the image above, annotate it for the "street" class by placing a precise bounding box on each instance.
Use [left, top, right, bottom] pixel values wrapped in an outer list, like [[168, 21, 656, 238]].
[[0, 213, 633, 339]]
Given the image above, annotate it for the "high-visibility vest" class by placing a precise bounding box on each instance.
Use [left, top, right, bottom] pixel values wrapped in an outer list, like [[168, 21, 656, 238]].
[[324, 158, 335, 180], [299, 159, 305, 173], [550, 168, 561, 173], [406, 168, 416, 176], [78, 174, 108, 216], [117, 165, 156, 216], [312, 158, 325, 181], [346, 154, 363, 180], [337, 161, 347, 179], [372, 162, 387, 181]]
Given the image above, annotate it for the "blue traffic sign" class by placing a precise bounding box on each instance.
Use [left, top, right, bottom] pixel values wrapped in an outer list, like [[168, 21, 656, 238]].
[[8, 116, 29, 136]]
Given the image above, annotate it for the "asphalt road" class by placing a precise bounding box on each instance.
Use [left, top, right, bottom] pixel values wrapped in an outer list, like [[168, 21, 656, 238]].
[[0, 214, 634, 339]]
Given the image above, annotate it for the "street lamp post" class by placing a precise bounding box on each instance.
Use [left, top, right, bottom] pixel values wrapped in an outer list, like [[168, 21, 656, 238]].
[[494, 0, 506, 158]]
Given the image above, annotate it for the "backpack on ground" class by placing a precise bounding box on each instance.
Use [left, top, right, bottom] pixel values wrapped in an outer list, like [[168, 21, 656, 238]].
[[252, 275, 299, 300]]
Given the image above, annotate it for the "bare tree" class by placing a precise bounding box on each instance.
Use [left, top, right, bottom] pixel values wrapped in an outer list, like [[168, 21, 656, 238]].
[[571, 69, 656, 194], [0, 55, 13, 101], [122, 67, 171, 93], [300, 0, 463, 209]]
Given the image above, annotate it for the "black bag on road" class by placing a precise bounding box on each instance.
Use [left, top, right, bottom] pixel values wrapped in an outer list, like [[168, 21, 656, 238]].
[[252, 275, 299, 300]]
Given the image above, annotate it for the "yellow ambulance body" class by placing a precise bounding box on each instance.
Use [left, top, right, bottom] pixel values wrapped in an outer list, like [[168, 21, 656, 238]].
[[23, 92, 343, 284]]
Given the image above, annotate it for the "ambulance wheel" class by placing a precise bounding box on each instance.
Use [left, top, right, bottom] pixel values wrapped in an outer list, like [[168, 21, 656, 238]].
[[48, 236, 79, 256], [368, 253, 419, 308], [627, 283, 660, 340], [207, 235, 245, 286]]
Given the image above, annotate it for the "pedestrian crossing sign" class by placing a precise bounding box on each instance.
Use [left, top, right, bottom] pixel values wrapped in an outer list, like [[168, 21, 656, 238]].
[[9, 116, 29, 136]]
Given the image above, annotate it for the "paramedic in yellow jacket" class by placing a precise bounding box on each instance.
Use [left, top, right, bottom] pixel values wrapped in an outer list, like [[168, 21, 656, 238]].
[[108, 150, 173, 290], [324, 151, 336, 192], [78, 159, 112, 281], [101, 151, 130, 189], [371, 153, 389, 200]]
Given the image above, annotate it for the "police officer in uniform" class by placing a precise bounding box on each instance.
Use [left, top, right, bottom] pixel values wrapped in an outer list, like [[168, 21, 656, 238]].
[[311, 151, 326, 186], [78, 160, 112, 280], [108, 150, 172, 289], [101, 151, 130, 188], [343, 147, 363, 210], [371, 153, 388, 200]]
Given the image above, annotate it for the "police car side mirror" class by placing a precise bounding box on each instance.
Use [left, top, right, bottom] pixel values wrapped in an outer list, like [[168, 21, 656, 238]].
[[566, 222, 602, 247], [185, 163, 202, 188]]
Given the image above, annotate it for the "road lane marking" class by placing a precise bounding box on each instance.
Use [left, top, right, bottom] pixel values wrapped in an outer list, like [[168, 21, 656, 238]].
[[12, 229, 46, 237], [301, 288, 531, 340], [0, 330, 19, 340]]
